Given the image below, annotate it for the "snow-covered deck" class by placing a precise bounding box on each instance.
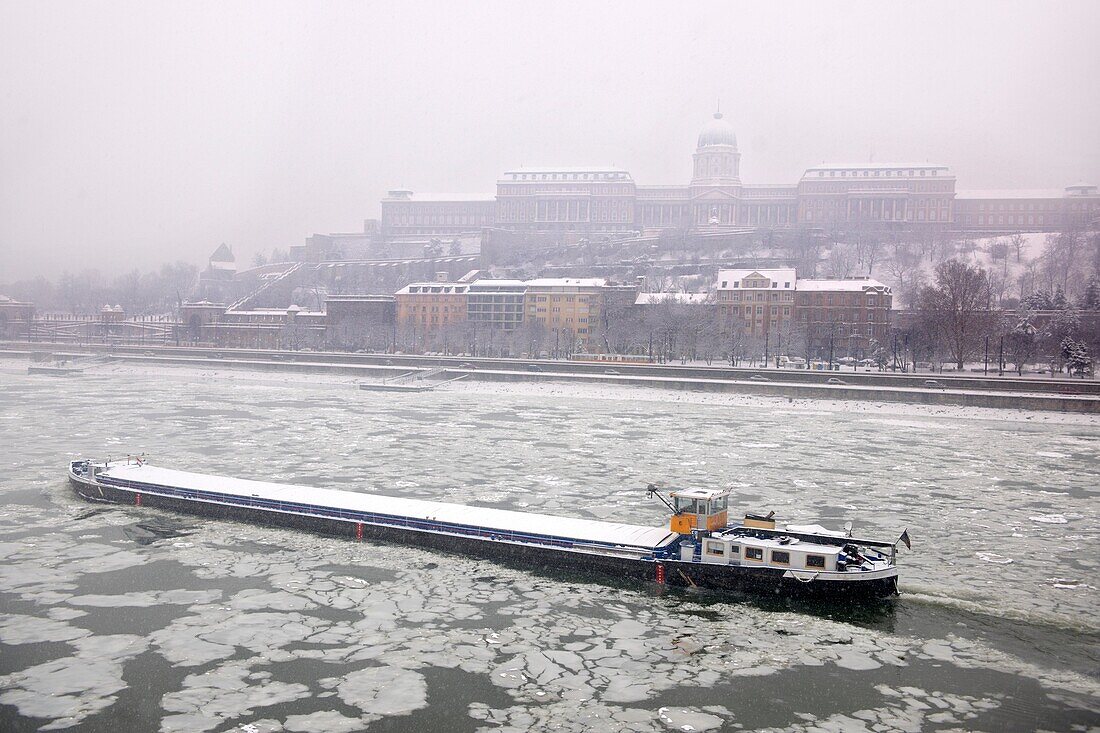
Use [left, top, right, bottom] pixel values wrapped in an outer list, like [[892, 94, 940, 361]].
[[98, 463, 678, 551]]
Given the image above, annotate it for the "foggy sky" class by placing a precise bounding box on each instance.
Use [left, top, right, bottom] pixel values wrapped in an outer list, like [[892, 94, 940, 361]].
[[2, 1, 1098, 281]]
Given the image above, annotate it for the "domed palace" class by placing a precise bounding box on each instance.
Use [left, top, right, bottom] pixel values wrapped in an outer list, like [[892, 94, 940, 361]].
[[377, 111, 1098, 241]]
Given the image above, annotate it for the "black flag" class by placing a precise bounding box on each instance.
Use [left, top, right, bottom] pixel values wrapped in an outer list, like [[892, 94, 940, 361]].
[[898, 529, 912, 550]]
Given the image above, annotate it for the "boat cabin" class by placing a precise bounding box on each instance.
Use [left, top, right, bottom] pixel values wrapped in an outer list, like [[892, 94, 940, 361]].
[[705, 534, 844, 570], [669, 488, 729, 534]]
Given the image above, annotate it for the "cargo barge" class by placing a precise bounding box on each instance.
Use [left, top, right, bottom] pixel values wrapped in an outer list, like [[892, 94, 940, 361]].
[[67, 458, 905, 599]]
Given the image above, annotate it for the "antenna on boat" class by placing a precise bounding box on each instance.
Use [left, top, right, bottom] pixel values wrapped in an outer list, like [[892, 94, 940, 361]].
[[646, 483, 676, 513]]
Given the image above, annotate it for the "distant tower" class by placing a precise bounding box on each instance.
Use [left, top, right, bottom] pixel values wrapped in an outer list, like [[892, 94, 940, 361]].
[[691, 108, 741, 186]]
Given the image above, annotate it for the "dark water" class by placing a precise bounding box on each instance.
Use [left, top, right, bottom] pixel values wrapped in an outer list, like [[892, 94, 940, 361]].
[[1, 363, 1097, 732]]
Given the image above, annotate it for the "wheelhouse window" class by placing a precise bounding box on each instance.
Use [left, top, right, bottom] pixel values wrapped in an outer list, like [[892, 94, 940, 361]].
[[705, 541, 725, 556], [806, 554, 826, 568], [745, 547, 763, 561], [771, 550, 790, 565]]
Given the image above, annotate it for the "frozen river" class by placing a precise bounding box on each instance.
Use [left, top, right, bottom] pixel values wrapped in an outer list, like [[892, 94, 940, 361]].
[[1, 362, 1098, 732]]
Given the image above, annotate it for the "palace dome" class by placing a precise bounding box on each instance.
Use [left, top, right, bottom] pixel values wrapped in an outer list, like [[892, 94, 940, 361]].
[[697, 112, 737, 148]]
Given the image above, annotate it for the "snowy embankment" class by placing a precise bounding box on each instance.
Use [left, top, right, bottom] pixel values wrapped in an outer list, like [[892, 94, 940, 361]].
[[4, 355, 1096, 426]]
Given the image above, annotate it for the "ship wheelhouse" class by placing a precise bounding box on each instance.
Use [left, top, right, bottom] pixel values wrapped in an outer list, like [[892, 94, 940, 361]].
[[668, 487, 729, 534]]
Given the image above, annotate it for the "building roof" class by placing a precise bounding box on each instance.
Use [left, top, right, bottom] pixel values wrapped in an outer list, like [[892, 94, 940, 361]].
[[466, 279, 528, 290], [716, 269, 798, 288], [697, 112, 737, 148], [955, 189, 1071, 200], [795, 278, 890, 293], [802, 164, 950, 177], [503, 166, 629, 174], [499, 168, 632, 182], [325, 294, 396, 302], [635, 292, 711, 305], [384, 192, 495, 203], [525, 278, 608, 288], [209, 243, 235, 262], [395, 282, 470, 295]]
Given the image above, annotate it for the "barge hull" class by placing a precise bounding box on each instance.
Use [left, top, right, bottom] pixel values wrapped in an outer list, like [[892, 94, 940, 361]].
[[68, 472, 896, 600]]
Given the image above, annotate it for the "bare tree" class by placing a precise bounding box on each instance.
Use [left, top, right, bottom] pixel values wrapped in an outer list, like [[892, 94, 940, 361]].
[[881, 246, 925, 307], [824, 242, 859, 278], [914, 259, 994, 370], [1009, 232, 1027, 263]]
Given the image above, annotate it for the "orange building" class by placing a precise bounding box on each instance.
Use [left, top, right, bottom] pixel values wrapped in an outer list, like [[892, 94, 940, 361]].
[[395, 281, 470, 333]]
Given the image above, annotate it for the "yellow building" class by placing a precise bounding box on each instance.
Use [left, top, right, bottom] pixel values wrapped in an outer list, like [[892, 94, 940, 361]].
[[522, 278, 608, 348]]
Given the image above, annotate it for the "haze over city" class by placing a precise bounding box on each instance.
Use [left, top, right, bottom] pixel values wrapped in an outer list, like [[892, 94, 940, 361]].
[[2, 0, 1099, 279], [2, 3, 1100, 732]]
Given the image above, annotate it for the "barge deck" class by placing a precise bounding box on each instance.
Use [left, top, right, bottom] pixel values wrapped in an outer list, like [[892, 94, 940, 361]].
[[68, 459, 902, 599]]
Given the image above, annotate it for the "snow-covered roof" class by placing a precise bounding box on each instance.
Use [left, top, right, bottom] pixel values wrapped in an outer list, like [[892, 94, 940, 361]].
[[671, 488, 728, 500], [396, 282, 470, 295], [635, 292, 711, 305], [100, 463, 678, 551], [795, 278, 890, 293], [467, 279, 528, 290], [525, 278, 608, 288], [716, 269, 797, 289], [386, 193, 495, 203], [802, 164, 950, 177], [956, 189, 1071, 200], [502, 166, 629, 174]]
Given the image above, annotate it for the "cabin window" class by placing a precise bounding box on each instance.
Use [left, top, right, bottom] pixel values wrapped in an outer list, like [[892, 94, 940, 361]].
[[806, 554, 826, 568], [771, 551, 790, 565], [729, 544, 739, 554], [705, 541, 725, 556], [745, 547, 763, 561]]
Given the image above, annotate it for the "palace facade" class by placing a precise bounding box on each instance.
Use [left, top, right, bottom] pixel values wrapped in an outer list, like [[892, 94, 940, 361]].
[[379, 112, 1098, 240]]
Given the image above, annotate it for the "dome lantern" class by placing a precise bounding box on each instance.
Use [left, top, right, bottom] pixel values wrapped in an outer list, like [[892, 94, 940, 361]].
[[697, 111, 737, 149]]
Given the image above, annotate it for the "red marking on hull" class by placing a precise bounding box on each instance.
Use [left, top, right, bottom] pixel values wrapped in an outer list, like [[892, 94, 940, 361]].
[[655, 563, 666, 584]]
